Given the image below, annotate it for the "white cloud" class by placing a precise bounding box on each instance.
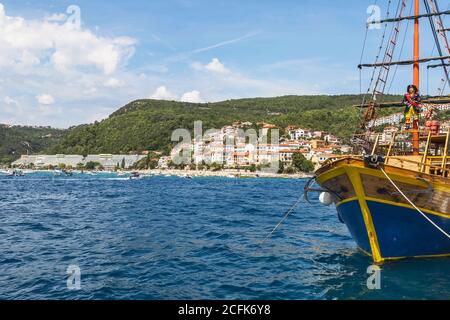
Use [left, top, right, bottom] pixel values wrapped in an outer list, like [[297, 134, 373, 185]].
[[45, 13, 67, 22], [0, 3, 136, 75], [192, 58, 231, 75], [104, 78, 124, 88], [4, 96, 18, 105], [205, 58, 230, 74], [150, 86, 177, 101], [38, 104, 62, 116], [181, 90, 202, 103], [148, 86, 203, 103], [3, 96, 24, 115], [36, 94, 55, 105]]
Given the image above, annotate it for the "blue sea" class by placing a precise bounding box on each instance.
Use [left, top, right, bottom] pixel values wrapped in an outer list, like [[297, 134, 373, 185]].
[[0, 172, 449, 300]]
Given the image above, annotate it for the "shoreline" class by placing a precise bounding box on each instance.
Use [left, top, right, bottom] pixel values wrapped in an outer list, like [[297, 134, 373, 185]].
[[141, 169, 314, 179], [1, 168, 314, 179]]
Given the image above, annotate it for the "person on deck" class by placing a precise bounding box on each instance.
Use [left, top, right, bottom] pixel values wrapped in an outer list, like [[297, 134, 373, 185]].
[[403, 84, 421, 130]]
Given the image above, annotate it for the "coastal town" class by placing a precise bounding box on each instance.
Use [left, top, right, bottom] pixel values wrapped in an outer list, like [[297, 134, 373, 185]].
[[7, 119, 450, 176], [159, 122, 351, 171], [5, 122, 348, 173], [7, 122, 351, 173]]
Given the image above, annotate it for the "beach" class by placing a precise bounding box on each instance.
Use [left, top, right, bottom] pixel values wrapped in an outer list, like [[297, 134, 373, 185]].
[[139, 169, 314, 179]]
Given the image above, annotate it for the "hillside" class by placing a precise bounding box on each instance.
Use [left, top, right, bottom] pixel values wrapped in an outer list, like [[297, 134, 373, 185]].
[[47, 94, 403, 156], [0, 125, 66, 164]]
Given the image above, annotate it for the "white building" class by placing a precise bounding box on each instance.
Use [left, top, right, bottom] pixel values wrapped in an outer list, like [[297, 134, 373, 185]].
[[324, 134, 340, 144], [14, 154, 84, 168], [287, 127, 313, 140], [13, 154, 146, 170]]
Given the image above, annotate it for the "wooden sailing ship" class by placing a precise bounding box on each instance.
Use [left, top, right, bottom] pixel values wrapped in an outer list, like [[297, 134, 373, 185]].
[[309, 0, 450, 263]]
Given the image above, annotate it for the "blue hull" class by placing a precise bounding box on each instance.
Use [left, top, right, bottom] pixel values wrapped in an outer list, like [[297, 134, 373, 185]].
[[337, 200, 450, 260]]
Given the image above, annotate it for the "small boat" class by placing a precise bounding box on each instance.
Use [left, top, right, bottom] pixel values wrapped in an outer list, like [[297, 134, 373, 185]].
[[4, 169, 25, 177], [62, 169, 73, 176], [0, 170, 14, 176], [129, 172, 141, 180], [0, 169, 24, 176]]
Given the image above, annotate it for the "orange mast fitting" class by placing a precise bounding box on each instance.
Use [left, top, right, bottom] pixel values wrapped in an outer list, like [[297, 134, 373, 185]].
[[413, 0, 420, 155]]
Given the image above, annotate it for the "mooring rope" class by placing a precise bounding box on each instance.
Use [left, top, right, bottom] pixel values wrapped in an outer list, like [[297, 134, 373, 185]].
[[259, 193, 305, 245], [379, 166, 450, 239]]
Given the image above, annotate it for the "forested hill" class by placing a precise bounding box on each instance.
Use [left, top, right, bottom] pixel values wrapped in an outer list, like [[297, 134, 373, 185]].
[[0, 125, 66, 163], [46, 94, 402, 156]]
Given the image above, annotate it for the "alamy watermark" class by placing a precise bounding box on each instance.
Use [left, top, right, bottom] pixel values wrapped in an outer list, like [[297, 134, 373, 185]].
[[48, 5, 81, 30], [66, 265, 81, 290], [367, 5, 382, 30], [66, 5, 81, 30], [366, 265, 381, 290]]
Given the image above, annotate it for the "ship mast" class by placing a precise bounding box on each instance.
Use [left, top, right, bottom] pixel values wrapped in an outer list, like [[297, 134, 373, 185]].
[[413, 0, 420, 155], [414, 0, 420, 87]]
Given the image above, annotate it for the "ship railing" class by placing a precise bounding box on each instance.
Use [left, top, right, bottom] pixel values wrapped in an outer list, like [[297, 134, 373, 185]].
[[321, 154, 449, 178], [368, 130, 448, 173], [384, 156, 450, 177]]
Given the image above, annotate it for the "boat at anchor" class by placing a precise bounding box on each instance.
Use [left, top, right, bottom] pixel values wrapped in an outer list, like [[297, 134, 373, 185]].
[[306, 0, 450, 263]]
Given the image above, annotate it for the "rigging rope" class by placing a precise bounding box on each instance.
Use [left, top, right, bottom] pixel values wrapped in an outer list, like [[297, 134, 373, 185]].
[[355, 0, 394, 139], [428, 0, 450, 96], [371, 0, 403, 100], [259, 193, 304, 245], [361, 0, 393, 106], [379, 166, 450, 239]]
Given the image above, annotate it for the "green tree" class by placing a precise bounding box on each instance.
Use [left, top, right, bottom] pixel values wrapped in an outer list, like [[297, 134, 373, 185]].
[[292, 153, 315, 173], [301, 160, 315, 173], [284, 166, 296, 174], [277, 161, 285, 174], [134, 156, 159, 170], [210, 162, 223, 172], [85, 161, 100, 170]]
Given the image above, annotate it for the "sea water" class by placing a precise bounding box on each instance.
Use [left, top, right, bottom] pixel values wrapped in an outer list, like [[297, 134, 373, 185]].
[[0, 173, 449, 300]]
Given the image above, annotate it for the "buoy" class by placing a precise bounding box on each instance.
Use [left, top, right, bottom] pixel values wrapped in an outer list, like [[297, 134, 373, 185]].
[[319, 192, 335, 206]]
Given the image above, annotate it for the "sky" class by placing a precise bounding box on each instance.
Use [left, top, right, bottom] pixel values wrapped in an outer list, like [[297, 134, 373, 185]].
[[0, 0, 449, 128]]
